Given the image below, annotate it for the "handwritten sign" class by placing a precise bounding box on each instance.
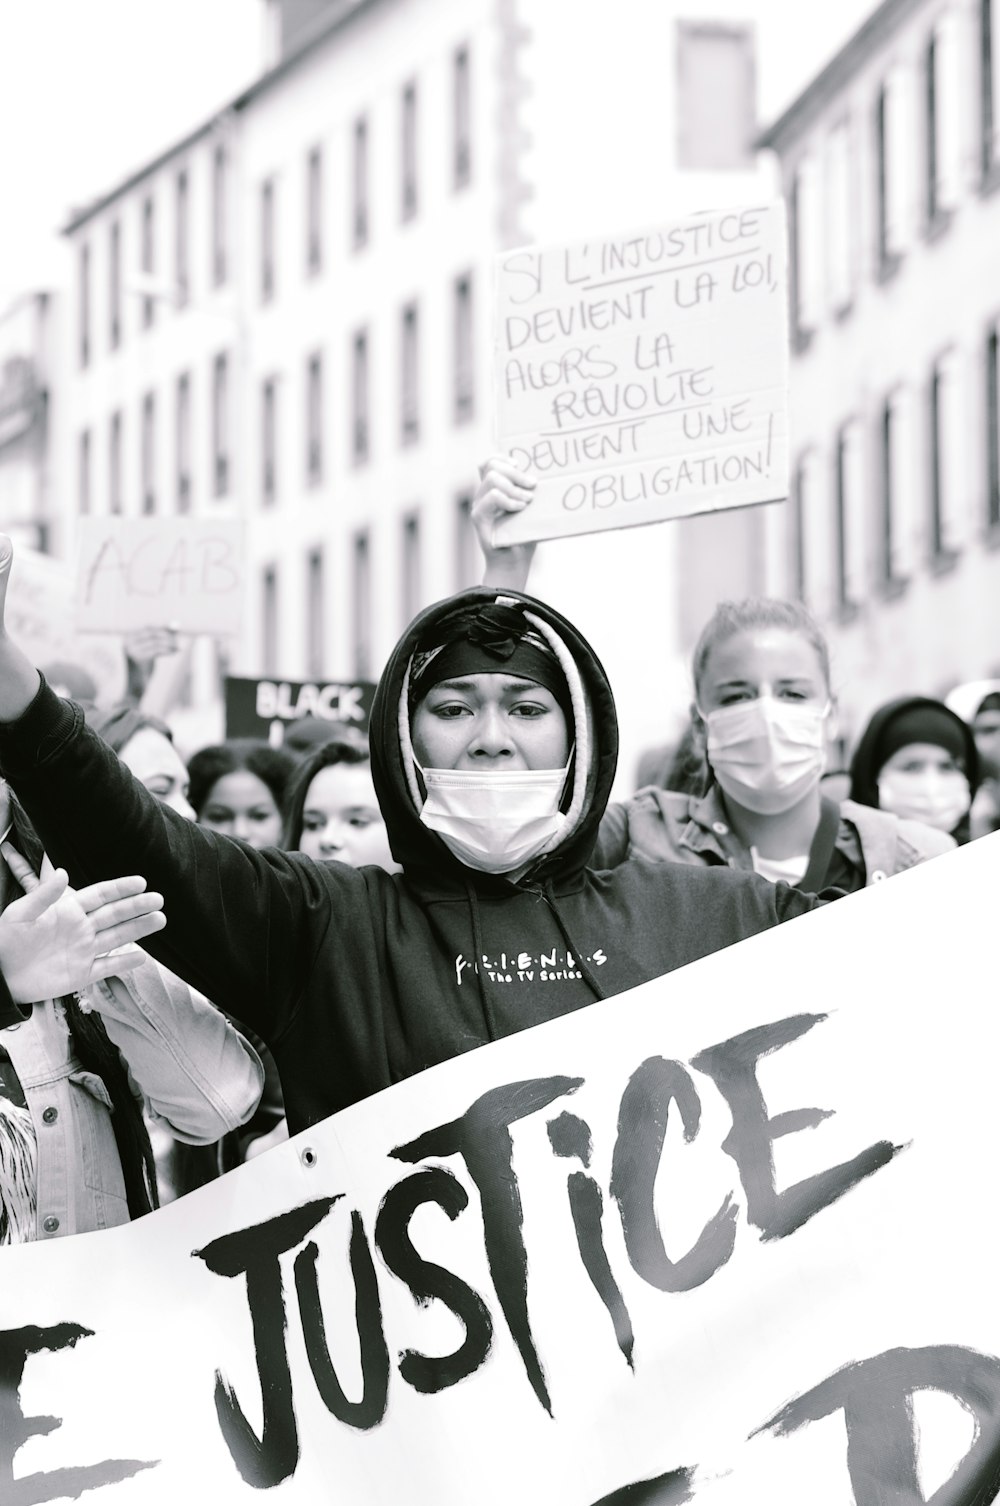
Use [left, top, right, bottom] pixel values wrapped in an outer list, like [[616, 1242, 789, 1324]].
[[492, 204, 789, 545], [75, 519, 245, 636], [5, 544, 125, 703], [1, 836, 999, 1502], [225, 675, 376, 746]]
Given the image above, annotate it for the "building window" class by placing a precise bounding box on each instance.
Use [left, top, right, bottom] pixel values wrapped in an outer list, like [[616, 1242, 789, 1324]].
[[109, 411, 123, 514], [401, 512, 421, 627], [789, 452, 820, 602], [79, 242, 91, 369], [875, 67, 911, 272], [141, 392, 156, 514], [826, 121, 854, 314], [78, 430, 91, 515], [453, 45, 471, 189], [306, 548, 325, 679], [212, 352, 230, 497], [878, 388, 915, 586], [928, 351, 964, 559], [982, 0, 1000, 179], [401, 81, 418, 220], [352, 328, 370, 464], [109, 221, 122, 351], [212, 143, 228, 286], [834, 421, 865, 610], [306, 352, 323, 485], [306, 145, 323, 274], [352, 530, 372, 679], [261, 178, 276, 303], [141, 195, 156, 329], [675, 22, 754, 170], [176, 372, 191, 513], [352, 115, 369, 249], [262, 377, 277, 506], [925, 16, 962, 226], [453, 274, 474, 423], [987, 325, 1000, 528], [400, 302, 419, 445], [454, 491, 478, 590], [175, 170, 190, 307], [790, 154, 823, 343], [262, 566, 279, 677]]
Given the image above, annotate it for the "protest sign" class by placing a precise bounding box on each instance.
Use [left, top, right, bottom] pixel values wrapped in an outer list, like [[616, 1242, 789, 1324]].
[[492, 204, 789, 546], [75, 519, 245, 636], [1, 834, 999, 1504], [4, 544, 125, 703], [225, 675, 376, 745]]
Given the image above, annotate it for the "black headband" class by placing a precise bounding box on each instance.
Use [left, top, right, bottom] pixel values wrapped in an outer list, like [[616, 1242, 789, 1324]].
[[408, 603, 572, 723]]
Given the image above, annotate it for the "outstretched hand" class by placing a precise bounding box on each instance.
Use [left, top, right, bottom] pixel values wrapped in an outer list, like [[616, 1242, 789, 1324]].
[[0, 534, 45, 720], [472, 457, 537, 592], [0, 843, 166, 1003]]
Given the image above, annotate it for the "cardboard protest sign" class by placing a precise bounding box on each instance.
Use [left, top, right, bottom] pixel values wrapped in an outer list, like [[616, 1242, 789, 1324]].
[[492, 204, 789, 545], [225, 675, 376, 745], [4, 544, 125, 704], [75, 519, 245, 636], [1, 834, 999, 1504]]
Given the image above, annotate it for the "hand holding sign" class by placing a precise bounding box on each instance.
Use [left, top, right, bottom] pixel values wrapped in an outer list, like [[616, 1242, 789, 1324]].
[[472, 455, 536, 591], [0, 843, 166, 1001]]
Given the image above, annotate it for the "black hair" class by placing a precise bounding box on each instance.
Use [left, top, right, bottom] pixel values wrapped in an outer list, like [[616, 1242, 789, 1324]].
[[187, 739, 297, 821], [6, 793, 158, 1218], [282, 739, 371, 851]]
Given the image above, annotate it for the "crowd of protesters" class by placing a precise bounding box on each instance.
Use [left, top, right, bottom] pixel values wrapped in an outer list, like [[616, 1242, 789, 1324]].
[[0, 453, 993, 1241]]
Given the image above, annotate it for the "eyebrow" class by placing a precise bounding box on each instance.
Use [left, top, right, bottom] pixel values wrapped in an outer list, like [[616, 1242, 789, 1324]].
[[426, 677, 550, 695], [715, 676, 816, 688]]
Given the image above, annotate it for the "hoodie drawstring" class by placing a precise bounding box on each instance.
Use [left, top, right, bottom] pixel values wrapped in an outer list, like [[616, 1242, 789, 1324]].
[[542, 879, 607, 1002], [464, 878, 501, 1043]]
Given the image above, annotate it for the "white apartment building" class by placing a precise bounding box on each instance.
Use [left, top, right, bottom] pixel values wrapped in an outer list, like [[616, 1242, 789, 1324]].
[[758, 0, 1000, 746], [61, 0, 770, 775]]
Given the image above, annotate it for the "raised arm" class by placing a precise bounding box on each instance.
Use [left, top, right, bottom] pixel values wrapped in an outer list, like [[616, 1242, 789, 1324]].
[[0, 538, 335, 1040], [472, 456, 538, 592]]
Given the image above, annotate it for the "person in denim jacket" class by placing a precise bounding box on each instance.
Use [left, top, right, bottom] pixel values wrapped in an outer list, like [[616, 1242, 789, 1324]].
[[0, 789, 263, 1242]]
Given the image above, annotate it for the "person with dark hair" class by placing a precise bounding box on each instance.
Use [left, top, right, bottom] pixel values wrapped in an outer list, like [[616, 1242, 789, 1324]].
[[946, 682, 1000, 840], [848, 697, 979, 845], [0, 519, 850, 1133], [283, 739, 398, 872], [472, 461, 953, 893], [0, 783, 260, 1241], [187, 739, 295, 849]]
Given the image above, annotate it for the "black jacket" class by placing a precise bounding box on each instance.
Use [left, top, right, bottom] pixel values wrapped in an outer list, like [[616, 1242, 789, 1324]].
[[0, 588, 823, 1132]]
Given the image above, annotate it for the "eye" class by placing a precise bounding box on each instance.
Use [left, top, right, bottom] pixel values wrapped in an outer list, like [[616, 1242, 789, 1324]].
[[510, 701, 549, 718], [348, 812, 379, 829], [202, 806, 233, 823], [145, 778, 173, 796], [777, 688, 809, 701], [718, 690, 752, 705], [432, 702, 473, 719], [301, 813, 325, 831], [250, 808, 276, 821]]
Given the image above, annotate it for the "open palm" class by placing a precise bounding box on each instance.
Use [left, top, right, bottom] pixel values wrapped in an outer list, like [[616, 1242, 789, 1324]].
[[0, 844, 166, 1003]]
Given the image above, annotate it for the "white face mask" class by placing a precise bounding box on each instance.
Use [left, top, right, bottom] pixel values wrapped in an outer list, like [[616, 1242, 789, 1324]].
[[877, 767, 971, 833], [418, 764, 569, 874], [701, 696, 830, 816]]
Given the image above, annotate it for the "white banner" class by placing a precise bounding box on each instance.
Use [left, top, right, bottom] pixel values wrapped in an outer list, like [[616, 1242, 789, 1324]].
[[1, 835, 999, 1504], [75, 519, 245, 636], [492, 204, 789, 546]]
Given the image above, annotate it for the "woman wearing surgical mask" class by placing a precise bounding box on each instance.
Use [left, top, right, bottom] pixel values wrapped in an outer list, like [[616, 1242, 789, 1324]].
[[848, 697, 979, 846], [592, 600, 955, 888]]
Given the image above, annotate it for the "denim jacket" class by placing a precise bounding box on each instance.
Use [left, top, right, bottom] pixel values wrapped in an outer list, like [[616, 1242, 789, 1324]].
[[593, 783, 955, 882], [0, 959, 263, 1240]]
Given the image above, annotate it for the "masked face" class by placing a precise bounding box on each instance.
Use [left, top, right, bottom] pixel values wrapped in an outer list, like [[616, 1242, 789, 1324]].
[[696, 628, 832, 816], [877, 743, 971, 833], [412, 671, 571, 874]]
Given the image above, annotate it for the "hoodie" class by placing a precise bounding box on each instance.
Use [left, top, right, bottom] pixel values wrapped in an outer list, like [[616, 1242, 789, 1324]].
[[848, 696, 980, 842], [0, 588, 824, 1132]]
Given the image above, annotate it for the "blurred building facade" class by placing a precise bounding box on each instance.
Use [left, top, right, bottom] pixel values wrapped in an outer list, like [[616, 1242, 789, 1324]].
[[59, 0, 770, 774], [759, 0, 1000, 743], [0, 291, 62, 554]]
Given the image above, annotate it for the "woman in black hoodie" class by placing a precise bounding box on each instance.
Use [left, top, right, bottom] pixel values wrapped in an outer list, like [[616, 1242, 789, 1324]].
[[0, 544, 832, 1131]]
